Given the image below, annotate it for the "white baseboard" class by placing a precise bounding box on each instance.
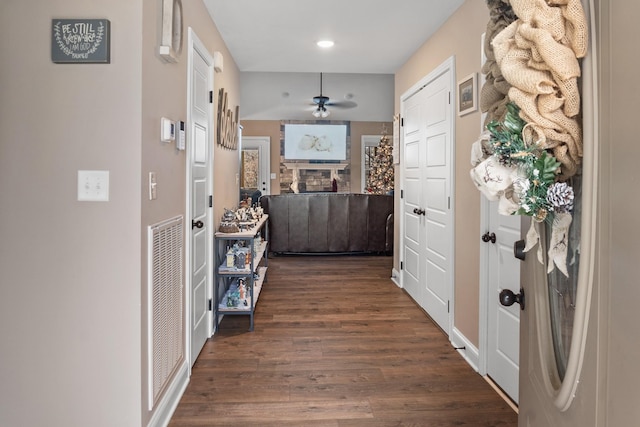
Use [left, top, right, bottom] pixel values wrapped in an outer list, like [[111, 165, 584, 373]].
[[147, 362, 189, 427], [390, 268, 401, 288], [450, 327, 479, 372]]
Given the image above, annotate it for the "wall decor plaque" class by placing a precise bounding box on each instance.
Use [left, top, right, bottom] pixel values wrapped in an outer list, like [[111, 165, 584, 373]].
[[51, 19, 110, 64], [216, 88, 239, 150]]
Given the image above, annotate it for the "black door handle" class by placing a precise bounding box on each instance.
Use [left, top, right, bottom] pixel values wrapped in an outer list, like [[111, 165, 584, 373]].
[[514, 239, 526, 260], [481, 232, 496, 243], [192, 220, 204, 229], [499, 288, 525, 310]]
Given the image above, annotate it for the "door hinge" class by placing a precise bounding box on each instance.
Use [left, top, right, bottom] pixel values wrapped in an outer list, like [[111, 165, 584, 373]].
[[209, 195, 213, 208], [448, 197, 450, 209], [209, 91, 213, 104], [401, 117, 404, 127], [208, 298, 213, 311], [447, 300, 450, 313], [448, 91, 451, 104], [401, 189, 404, 199], [400, 261, 403, 270]]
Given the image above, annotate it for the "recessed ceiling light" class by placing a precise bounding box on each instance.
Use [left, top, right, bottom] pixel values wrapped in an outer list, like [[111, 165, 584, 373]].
[[317, 40, 334, 48]]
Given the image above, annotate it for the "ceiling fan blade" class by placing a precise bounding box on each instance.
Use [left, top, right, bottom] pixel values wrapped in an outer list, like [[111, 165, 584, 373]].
[[326, 100, 358, 109]]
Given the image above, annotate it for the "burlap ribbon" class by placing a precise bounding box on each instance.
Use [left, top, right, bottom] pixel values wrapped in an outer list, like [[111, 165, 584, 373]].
[[480, 0, 518, 126], [492, 0, 588, 181]]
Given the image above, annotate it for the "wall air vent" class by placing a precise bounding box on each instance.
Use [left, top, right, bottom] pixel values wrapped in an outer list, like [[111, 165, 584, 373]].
[[147, 215, 184, 410]]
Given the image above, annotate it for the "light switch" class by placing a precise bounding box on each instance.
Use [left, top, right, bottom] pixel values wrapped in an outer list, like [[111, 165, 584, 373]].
[[78, 170, 109, 202], [270, 173, 277, 180], [149, 172, 157, 200]]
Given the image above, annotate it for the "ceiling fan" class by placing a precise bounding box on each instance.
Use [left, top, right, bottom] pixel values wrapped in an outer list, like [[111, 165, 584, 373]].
[[311, 73, 357, 117]]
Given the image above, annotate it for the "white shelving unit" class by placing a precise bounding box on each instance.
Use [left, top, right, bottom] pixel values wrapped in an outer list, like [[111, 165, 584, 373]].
[[214, 214, 268, 331]]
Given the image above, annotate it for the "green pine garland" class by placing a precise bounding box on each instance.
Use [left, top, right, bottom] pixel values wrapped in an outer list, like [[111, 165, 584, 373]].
[[486, 103, 572, 222]]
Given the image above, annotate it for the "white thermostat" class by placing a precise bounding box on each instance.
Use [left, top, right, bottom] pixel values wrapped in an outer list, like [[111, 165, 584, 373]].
[[161, 117, 175, 143]]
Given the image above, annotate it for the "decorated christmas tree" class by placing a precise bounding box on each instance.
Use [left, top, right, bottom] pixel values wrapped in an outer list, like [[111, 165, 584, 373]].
[[367, 133, 394, 194]]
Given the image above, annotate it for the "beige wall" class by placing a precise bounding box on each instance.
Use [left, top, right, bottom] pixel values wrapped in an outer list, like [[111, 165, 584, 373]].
[[140, 0, 240, 424], [0, 1, 144, 425], [0, 1, 240, 426], [242, 120, 392, 194], [394, 0, 489, 346]]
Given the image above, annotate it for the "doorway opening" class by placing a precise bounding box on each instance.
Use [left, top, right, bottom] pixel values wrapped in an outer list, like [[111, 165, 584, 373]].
[[240, 136, 270, 204]]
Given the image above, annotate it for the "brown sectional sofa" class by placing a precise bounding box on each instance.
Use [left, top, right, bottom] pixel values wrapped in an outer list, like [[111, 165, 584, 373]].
[[260, 193, 393, 254]]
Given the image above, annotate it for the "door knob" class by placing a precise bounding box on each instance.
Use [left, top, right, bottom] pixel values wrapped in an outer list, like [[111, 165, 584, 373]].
[[413, 207, 425, 215], [481, 232, 496, 243], [192, 220, 204, 229], [513, 239, 526, 260], [499, 288, 525, 310]]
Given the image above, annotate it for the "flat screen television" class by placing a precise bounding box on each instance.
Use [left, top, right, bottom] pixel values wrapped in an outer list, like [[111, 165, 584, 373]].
[[284, 124, 347, 161]]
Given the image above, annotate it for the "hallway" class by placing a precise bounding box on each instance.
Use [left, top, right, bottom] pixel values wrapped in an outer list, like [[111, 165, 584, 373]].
[[169, 255, 517, 426]]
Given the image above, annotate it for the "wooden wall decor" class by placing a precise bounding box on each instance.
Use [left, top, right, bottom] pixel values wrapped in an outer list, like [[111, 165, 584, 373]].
[[216, 88, 239, 149]]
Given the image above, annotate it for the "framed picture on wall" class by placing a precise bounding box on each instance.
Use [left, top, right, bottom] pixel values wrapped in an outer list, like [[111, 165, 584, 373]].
[[457, 72, 478, 116]]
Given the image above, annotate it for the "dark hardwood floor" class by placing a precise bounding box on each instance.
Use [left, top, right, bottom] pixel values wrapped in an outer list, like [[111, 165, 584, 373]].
[[169, 255, 518, 426]]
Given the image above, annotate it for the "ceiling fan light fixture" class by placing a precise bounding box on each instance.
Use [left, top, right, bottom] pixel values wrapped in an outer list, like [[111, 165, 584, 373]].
[[312, 106, 330, 118]]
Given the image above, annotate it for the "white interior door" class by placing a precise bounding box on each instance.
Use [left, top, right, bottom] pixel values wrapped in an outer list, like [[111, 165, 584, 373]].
[[421, 68, 453, 333], [484, 201, 520, 403], [475, 28, 520, 405], [241, 136, 270, 196], [401, 58, 454, 335], [188, 30, 214, 367], [402, 93, 425, 305]]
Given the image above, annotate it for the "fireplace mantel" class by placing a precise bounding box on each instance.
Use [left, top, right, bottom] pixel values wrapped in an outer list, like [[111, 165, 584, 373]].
[[283, 162, 348, 172]]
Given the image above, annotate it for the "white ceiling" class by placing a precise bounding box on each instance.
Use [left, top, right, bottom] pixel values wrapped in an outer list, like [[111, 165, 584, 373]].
[[203, 0, 465, 73], [202, 0, 466, 120]]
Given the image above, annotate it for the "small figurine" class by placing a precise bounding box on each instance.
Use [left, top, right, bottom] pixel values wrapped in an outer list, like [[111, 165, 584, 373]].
[[235, 251, 246, 269], [226, 248, 235, 268]]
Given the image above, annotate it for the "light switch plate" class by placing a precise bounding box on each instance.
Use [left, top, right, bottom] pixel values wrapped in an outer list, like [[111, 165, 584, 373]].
[[78, 170, 110, 202], [149, 172, 157, 200]]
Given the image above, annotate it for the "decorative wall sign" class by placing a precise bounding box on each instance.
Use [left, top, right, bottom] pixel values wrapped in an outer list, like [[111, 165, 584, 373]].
[[51, 19, 110, 63], [216, 88, 239, 150]]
